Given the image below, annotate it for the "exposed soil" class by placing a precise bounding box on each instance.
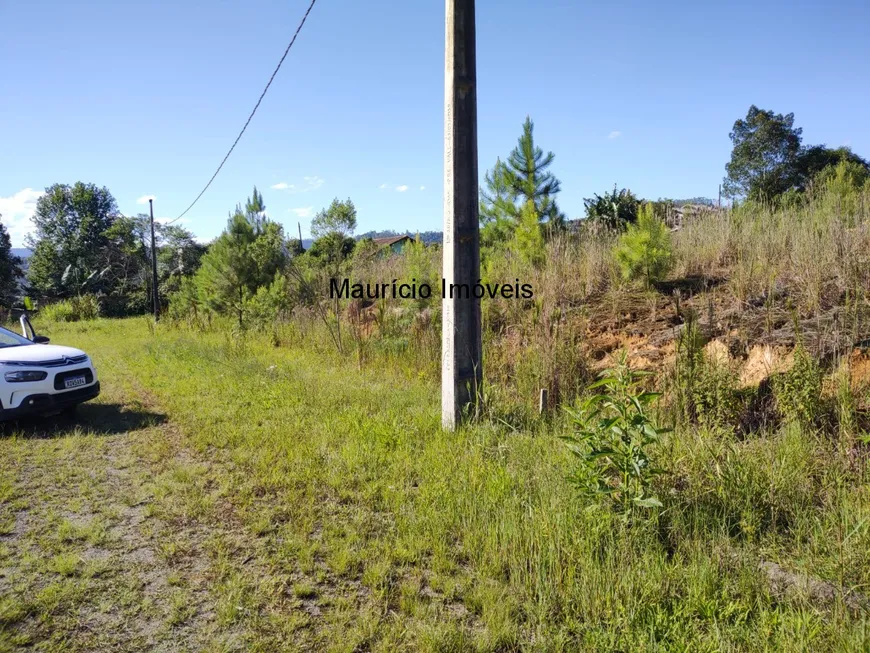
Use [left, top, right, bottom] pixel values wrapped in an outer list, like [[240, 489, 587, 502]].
[[575, 278, 870, 387], [0, 400, 221, 651], [0, 380, 327, 651]]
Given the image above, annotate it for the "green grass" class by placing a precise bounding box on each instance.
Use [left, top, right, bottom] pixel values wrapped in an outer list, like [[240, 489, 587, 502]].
[[2, 315, 868, 651]]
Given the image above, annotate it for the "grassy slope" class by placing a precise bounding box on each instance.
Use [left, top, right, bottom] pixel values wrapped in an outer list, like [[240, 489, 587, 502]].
[[2, 317, 868, 651]]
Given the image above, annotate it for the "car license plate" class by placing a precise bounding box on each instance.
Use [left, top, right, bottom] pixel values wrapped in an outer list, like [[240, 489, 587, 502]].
[[64, 376, 87, 389]]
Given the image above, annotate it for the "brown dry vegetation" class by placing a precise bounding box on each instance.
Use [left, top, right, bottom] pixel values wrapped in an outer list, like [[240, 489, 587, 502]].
[[298, 185, 870, 426]]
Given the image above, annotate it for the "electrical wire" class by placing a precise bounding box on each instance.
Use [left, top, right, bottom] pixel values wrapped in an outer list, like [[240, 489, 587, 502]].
[[166, 0, 318, 225]]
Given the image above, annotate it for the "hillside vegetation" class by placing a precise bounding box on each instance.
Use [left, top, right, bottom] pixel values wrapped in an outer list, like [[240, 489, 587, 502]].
[[4, 178, 869, 649], [0, 307, 866, 650], [3, 107, 870, 650]]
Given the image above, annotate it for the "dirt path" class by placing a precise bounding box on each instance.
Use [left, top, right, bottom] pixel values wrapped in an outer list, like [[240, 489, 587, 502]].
[[0, 388, 279, 652]]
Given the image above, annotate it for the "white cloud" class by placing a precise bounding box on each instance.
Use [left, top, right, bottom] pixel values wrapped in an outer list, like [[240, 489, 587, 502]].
[[419, 185, 426, 191], [0, 188, 45, 246], [136, 194, 156, 204], [303, 176, 325, 191], [396, 185, 409, 192], [273, 176, 324, 194], [608, 131, 622, 139], [379, 183, 389, 190], [291, 206, 314, 219]]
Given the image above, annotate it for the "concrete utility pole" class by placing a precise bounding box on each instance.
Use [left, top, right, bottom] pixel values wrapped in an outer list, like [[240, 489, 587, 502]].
[[442, 0, 482, 430], [148, 199, 160, 321]]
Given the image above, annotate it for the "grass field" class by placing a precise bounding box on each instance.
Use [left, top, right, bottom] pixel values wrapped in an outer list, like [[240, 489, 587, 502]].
[[1, 317, 869, 651]]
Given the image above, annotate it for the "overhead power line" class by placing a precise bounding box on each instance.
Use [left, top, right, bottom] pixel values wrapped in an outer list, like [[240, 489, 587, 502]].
[[167, 0, 318, 225]]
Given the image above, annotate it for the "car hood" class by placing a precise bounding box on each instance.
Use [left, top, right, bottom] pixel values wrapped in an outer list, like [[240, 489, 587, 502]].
[[0, 344, 88, 364]]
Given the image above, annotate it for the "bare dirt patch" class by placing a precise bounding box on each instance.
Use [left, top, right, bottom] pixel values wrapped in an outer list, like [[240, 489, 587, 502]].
[[0, 390, 291, 651]]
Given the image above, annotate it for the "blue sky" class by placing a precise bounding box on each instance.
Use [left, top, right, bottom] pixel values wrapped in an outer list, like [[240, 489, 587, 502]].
[[1, 0, 868, 246]]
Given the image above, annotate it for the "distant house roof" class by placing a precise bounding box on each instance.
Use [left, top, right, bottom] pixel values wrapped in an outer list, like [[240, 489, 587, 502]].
[[372, 235, 412, 248]]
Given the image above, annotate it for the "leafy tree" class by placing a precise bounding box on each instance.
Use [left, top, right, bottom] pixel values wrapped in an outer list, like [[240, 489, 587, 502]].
[[614, 203, 673, 286], [159, 225, 206, 296], [308, 198, 358, 270], [302, 198, 359, 353], [97, 216, 205, 316], [160, 225, 206, 279], [307, 233, 356, 265], [584, 185, 641, 229], [503, 116, 565, 230], [27, 182, 118, 297], [0, 216, 23, 308], [312, 198, 357, 240], [99, 215, 152, 315], [723, 106, 869, 203], [794, 146, 870, 192], [723, 105, 803, 201]]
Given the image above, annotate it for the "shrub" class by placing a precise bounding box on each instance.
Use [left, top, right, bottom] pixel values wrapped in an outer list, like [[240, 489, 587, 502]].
[[39, 294, 101, 323], [613, 203, 673, 286], [167, 276, 205, 326], [248, 274, 294, 325], [672, 311, 705, 424], [563, 352, 669, 520], [39, 301, 74, 323], [692, 357, 742, 430], [772, 343, 823, 429], [671, 313, 741, 430], [814, 160, 870, 218], [403, 234, 440, 310], [583, 185, 640, 229]]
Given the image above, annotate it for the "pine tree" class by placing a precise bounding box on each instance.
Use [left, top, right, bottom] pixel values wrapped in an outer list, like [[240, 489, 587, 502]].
[[480, 158, 516, 224], [614, 203, 673, 287], [242, 186, 267, 234], [198, 212, 258, 329], [512, 201, 546, 268], [479, 158, 519, 247], [193, 199, 287, 330], [504, 116, 565, 230]]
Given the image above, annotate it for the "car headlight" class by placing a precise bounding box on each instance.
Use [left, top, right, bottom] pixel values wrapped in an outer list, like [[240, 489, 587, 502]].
[[5, 370, 48, 382]]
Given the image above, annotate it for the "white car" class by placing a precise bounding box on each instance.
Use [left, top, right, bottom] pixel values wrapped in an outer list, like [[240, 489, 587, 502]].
[[0, 321, 100, 419]]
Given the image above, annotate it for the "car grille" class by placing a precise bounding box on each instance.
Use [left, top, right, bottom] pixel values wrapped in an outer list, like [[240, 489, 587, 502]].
[[54, 368, 94, 391], [4, 354, 88, 368]]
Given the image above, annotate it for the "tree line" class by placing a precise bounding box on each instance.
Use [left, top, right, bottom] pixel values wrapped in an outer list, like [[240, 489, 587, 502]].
[[1, 103, 865, 321], [10, 183, 207, 317], [479, 106, 870, 240]]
